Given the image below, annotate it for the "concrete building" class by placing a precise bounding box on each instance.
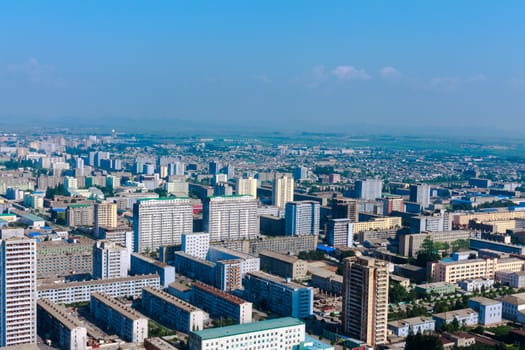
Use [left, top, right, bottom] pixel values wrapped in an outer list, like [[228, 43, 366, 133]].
[[433, 308, 479, 328], [387, 317, 435, 337], [398, 230, 473, 257], [409, 183, 431, 209], [468, 297, 502, 325], [94, 202, 117, 233], [215, 259, 242, 291], [457, 278, 495, 292], [130, 253, 175, 288], [165, 181, 189, 197], [37, 239, 93, 279], [499, 293, 525, 321], [188, 317, 305, 350], [203, 195, 258, 242], [92, 240, 130, 280], [38, 274, 160, 304], [342, 256, 389, 347], [272, 175, 294, 208], [430, 258, 525, 283], [236, 177, 257, 197], [496, 271, 525, 288], [354, 179, 382, 200], [0, 238, 37, 347], [415, 282, 456, 296], [192, 281, 252, 324], [285, 201, 320, 236], [181, 232, 210, 260], [133, 198, 193, 253], [332, 198, 358, 222], [470, 238, 525, 255], [66, 204, 94, 227], [141, 287, 206, 333], [207, 246, 260, 278], [327, 218, 353, 247], [259, 250, 307, 281], [90, 292, 148, 343], [36, 299, 87, 350], [173, 251, 216, 286], [243, 271, 313, 319], [309, 267, 343, 296]]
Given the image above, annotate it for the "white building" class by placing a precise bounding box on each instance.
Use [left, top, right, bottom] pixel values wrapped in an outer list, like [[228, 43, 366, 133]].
[[207, 246, 260, 277], [90, 292, 148, 343], [468, 297, 502, 325], [0, 237, 37, 347], [388, 317, 435, 337], [236, 177, 257, 198], [203, 195, 258, 241], [181, 232, 210, 260], [272, 175, 294, 208], [285, 201, 320, 236], [433, 308, 479, 328], [189, 317, 305, 350], [500, 293, 525, 321], [133, 198, 193, 253], [92, 240, 130, 279], [327, 218, 353, 247], [355, 179, 382, 200], [496, 271, 525, 289], [457, 278, 495, 292]]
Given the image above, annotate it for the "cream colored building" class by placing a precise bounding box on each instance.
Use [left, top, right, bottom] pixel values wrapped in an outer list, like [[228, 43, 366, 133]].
[[352, 216, 402, 233], [272, 175, 294, 208], [94, 202, 118, 229], [342, 256, 389, 347], [236, 177, 257, 197], [453, 211, 525, 228], [431, 258, 525, 283], [259, 250, 307, 281]]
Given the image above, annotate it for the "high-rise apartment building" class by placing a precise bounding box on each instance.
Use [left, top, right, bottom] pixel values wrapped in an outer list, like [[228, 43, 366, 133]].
[[332, 198, 358, 222], [236, 177, 257, 197], [0, 237, 37, 347], [409, 183, 431, 209], [203, 195, 258, 241], [66, 204, 94, 227], [354, 179, 383, 200], [133, 198, 193, 253], [342, 256, 389, 347], [272, 175, 294, 208], [92, 240, 130, 279], [181, 232, 210, 260], [94, 202, 118, 233], [327, 218, 353, 247], [284, 201, 320, 236]]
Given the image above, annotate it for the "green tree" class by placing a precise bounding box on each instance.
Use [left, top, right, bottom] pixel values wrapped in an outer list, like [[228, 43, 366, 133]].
[[415, 237, 441, 267], [405, 333, 443, 350]]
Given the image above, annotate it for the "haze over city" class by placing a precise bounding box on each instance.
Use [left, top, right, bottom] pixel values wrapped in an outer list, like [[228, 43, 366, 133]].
[[1, 1, 524, 135]]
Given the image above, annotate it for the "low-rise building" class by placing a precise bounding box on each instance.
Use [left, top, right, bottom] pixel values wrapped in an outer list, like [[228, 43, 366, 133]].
[[192, 281, 252, 324], [37, 299, 87, 350], [141, 287, 206, 333], [259, 250, 307, 281], [188, 317, 305, 350], [415, 282, 456, 296], [430, 258, 524, 283], [496, 271, 525, 288], [433, 308, 479, 328], [468, 297, 502, 325], [90, 292, 148, 343], [387, 317, 435, 337], [130, 253, 175, 288], [38, 274, 160, 304], [499, 293, 525, 321], [173, 251, 216, 286], [457, 278, 495, 292]]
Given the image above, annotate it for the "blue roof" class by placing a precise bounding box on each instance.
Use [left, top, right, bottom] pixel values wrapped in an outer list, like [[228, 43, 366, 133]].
[[28, 232, 43, 237], [52, 208, 66, 212], [317, 244, 335, 253]]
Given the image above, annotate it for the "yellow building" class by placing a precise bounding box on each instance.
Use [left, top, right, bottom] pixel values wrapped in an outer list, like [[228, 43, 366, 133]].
[[431, 258, 524, 283]]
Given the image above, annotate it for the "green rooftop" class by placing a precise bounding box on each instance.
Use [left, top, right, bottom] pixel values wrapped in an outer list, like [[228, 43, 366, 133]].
[[137, 196, 189, 202], [191, 317, 304, 340], [68, 203, 92, 208]]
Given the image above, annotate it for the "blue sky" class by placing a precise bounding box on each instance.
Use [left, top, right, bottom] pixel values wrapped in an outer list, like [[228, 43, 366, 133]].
[[0, 1, 523, 134]]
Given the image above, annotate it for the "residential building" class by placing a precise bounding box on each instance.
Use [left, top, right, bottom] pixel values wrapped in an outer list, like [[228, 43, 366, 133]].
[[243, 271, 314, 319], [0, 238, 37, 347], [181, 232, 210, 260], [500, 293, 525, 321], [342, 256, 389, 347], [430, 258, 525, 283], [332, 198, 358, 222], [354, 179, 382, 200], [141, 287, 206, 333], [90, 292, 148, 343], [207, 246, 260, 278], [188, 317, 305, 350], [285, 201, 320, 236], [37, 239, 93, 279], [409, 184, 431, 209], [387, 317, 435, 337], [66, 204, 94, 227], [173, 251, 216, 286], [398, 230, 472, 257], [259, 250, 307, 281], [496, 271, 525, 288], [94, 202, 117, 233], [133, 198, 193, 253], [130, 253, 175, 288], [433, 308, 479, 328], [215, 259, 242, 291], [192, 281, 252, 324], [203, 195, 258, 241], [272, 175, 294, 208], [468, 297, 502, 325], [326, 219, 353, 247], [36, 299, 87, 350], [236, 177, 257, 197], [38, 274, 160, 304], [92, 240, 130, 280]]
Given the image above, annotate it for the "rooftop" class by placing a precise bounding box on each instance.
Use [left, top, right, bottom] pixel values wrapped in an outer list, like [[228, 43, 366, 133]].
[[469, 296, 501, 306], [433, 308, 478, 320], [39, 274, 160, 290], [91, 292, 147, 321], [37, 299, 83, 331], [191, 317, 304, 340], [247, 270, 309, 290], [192, 281, 250, 306], [143, 286, 203, 313], [260, 250, 301, 264], [388, 316, 435, 328]]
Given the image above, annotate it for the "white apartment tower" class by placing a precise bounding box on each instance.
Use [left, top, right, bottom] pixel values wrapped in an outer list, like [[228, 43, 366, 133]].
[[342, 256, 389, 347], [272, 175, 294, 208], [133, 198, 193, 253], [203, 195, 258, 241], [285, 201, 320, 236], [0, 237, 37, 347], [181, 232, 210, 260], [236, 177, 257, 197], [355, 179, 383, 200], [93, 240, 130, 279]]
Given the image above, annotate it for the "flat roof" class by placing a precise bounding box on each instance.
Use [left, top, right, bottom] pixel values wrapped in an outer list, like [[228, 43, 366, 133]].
[[143, 286, 202, 313], [192, 317, 303, 340], [388, 316, 434, 328], [39, 274, 160, 290], [247, 270, 308, 290], [21, 213, 45, 221], [192, 281, 250, 306], [131, 252, 170, 268], [91, 292, 147, 321], [433, 308, 477, 320], [37, 299, 83, 330], [259, 250, 301, 264], [469, 297, 501, 306], [137, 197, 189, 202]]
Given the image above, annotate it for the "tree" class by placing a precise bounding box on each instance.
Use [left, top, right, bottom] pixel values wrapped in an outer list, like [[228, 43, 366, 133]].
[[415, 237, 441, 267], [405, 333, 443, 350], [389, 282, 409, 304]]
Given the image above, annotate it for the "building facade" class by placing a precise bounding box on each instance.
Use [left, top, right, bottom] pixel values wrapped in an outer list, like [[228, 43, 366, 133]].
[[285, 201, 320, 236], [272, 175, 294, 208]]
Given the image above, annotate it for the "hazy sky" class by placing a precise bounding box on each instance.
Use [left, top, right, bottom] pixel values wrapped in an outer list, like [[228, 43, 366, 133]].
[[0, 1, 524, 134]]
